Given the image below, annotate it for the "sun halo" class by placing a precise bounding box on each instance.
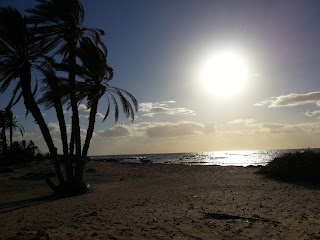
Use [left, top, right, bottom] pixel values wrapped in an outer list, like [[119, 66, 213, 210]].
[[201, 52, 248, 97]]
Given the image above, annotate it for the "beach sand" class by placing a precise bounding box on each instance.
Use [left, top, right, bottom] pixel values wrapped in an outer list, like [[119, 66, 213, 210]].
[[0, 160, 320, 240]]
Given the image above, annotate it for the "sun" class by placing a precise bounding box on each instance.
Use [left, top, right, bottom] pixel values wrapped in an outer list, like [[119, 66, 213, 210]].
[[201, 52, 248, 97]]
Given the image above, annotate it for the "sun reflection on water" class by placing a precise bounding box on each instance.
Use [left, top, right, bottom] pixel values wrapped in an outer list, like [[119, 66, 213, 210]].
[[91, 149, 314, 167]]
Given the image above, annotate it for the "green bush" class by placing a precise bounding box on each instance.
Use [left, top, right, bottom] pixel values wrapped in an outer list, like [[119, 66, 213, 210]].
[[259, 150, 320, 184]]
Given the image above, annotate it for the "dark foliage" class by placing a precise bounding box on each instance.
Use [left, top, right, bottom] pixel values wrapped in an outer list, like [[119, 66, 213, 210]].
[[0, 140, 45, 165], [258, 150, 320, 184]]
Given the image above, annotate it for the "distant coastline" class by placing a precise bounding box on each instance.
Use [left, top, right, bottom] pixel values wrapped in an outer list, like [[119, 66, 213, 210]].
[[89, 148, 320, 166]]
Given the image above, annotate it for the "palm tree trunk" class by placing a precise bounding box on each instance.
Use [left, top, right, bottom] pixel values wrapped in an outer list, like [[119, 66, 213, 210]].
[[54, 101, 72, 181], [1, 121, 7, 153], [79, 99, 98, 183], [53, 102, 68, 156], [69, 116, 75, 156], [20, 66, 64, 185], [9, 113, 13, 147], [82, 100, 98, 157], [67, 41, 84, 188], [68, 41, 81, 157]]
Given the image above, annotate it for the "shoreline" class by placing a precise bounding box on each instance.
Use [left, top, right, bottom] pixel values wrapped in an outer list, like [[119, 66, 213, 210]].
[[1, 160, 320, 239]]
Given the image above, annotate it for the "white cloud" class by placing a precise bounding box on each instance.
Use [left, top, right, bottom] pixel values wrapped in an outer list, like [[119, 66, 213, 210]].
[[295, 121, 320, 133], [78, 104, 104, 118], [95, 125, 132, 138], [261, 123, 296, 133], [47, 121, 87, 141], [262, 123, 286, 129], [139, 101, 195, 117], [255, 92, 320, 107], [48, 122, 60, 133], [145, 121, 215, 137], [250, 122, 304, 134], [225, 119, 307, 134], [80, 128, 87, 138], [229, 119, 255, 124], [96, 113, 104, 118], [305, 110, 320, 117], [139, 100, 175, 112]]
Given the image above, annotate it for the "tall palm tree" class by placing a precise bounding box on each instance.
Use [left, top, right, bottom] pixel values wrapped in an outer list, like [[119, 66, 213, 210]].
[[27, 0, 107, 161], [27, 0, 109, 190], [76, 38, 138, 180], [0, 7, 64, 184]]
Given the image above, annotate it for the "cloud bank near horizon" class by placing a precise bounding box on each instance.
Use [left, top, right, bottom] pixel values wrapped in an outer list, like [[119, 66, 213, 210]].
[[145, 121, 215, 137]]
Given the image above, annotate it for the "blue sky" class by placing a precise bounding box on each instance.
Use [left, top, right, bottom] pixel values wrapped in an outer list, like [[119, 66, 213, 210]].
[[2, 0, 320, 155]]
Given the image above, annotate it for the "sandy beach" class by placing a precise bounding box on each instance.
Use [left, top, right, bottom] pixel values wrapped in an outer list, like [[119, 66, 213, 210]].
[[1, 160, 320, 240]]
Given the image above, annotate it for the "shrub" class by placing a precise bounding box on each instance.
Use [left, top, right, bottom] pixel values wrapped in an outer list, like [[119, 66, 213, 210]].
[[259, 150, 320, 184], [0, 140, 46, 165]]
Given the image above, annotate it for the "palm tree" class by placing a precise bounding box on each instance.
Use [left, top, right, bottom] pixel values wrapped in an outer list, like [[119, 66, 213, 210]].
[[27, 0, 109, 190], [27, 0, 107, 160], [0, 109, 24, 157], [1, 2, 138, 194], [75, 38, 138, 180], [0, 110, 8, 153], [0, 7, 64, 184], [4, 109, 24, 147]]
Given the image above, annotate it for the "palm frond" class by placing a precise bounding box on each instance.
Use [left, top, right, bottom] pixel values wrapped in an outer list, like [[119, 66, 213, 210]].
[[6, 83, 22, 108], [102, 95, 111, 122], [118, 88, 139, 112], [108, 93, 119, 122], [17, 125, 25, 137], [38, 64, 70, 110]]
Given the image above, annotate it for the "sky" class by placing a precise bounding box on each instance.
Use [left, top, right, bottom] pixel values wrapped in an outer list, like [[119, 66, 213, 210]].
[[2, 0, 320, 155]]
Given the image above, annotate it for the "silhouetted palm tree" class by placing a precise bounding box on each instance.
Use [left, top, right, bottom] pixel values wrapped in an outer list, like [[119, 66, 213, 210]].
[[0, 110, 8, 152], [0, 7, 64, 183], [27, 0, 109, 191], [5, 109, 24, 147], [76, 38, 138, 159], [27, 0, 107, 160], [0, 109, 24, 155], [1, 3, 138, 194]]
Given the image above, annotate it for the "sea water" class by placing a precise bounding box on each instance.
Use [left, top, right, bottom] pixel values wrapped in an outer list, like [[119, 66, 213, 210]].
[[90, 148, 320, 167]]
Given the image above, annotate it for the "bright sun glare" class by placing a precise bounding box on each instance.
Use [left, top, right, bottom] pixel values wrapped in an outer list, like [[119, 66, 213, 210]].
[[202, 52, 248, 97]]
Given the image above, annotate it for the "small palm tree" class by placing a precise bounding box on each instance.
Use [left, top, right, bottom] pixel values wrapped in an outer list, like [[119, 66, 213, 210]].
[[0, 109, 24, 153], [5, 109, 24, 147], [0, 110, 8, 152]]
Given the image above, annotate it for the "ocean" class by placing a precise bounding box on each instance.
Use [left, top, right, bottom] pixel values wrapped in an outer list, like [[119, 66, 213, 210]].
[[90, 148, 319, 167]]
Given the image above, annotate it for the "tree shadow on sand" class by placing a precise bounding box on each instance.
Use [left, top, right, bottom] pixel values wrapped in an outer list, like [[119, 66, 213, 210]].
[[0, 194, 73, 214]]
